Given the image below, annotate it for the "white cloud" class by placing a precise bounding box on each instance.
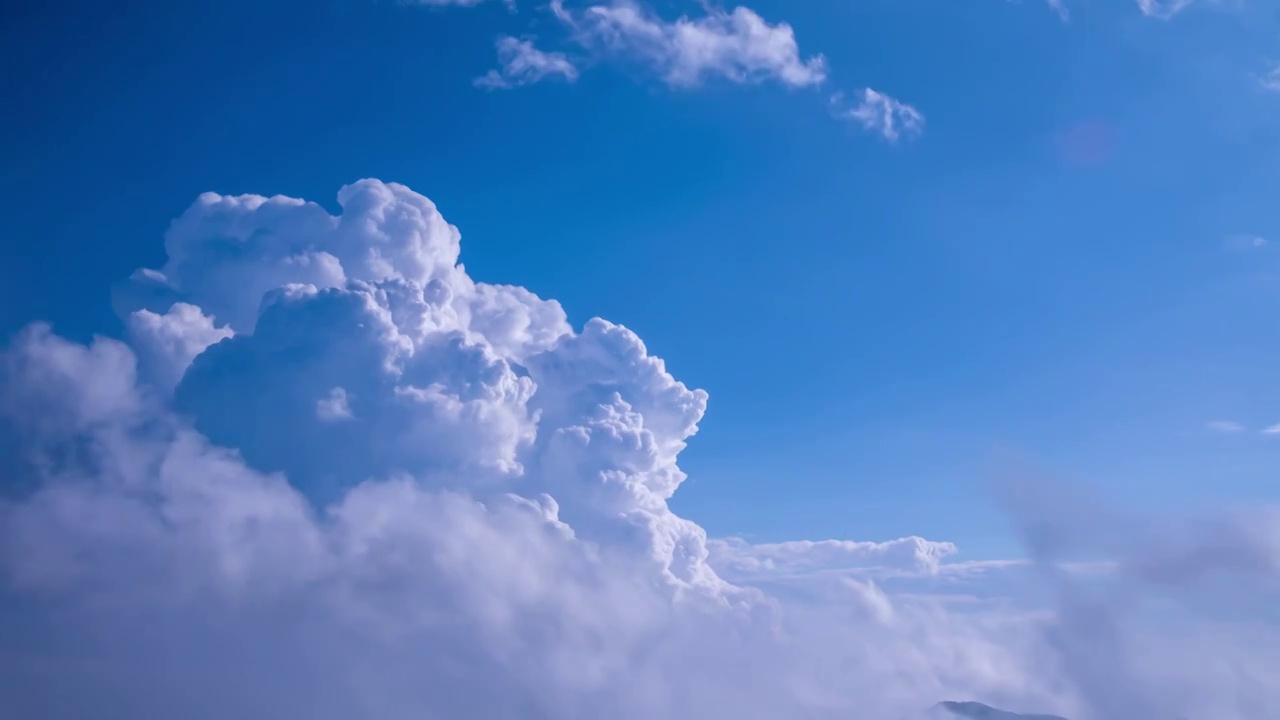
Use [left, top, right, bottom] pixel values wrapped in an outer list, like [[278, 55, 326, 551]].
[[709, 535, 959, 581], [316, 387, 354, 421], [1207, 419, 1245, 434], [1028, 0, 1069, 22], [475, 36, 579, 89], [1135, 0, 1196, 18], [1261, 423, 1280, 435], [999, 475, 1280, 720], [1, 180, 1278, 720], [1261, 64, 1280, 93], [126, 302, 234, 393], [831, 88, 925, 142], [551, 0, 826, 88]]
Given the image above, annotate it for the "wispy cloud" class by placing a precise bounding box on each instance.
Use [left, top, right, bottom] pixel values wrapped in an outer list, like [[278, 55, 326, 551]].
[[1261, 423, 1280, 436], [1224, 234, 1268, 251], [1135, 0, 1196, 19], [1261, 64, 1280, 93], [831, 88, 925, 142], [1207, 420, 1245, 434], [402, 0, 489, 6], [1044, 0, 1069, 21], [474, 36, 579, 89]]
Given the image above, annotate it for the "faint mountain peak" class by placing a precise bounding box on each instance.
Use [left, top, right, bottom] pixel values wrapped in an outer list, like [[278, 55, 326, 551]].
[[933, 700, 1068, 720]]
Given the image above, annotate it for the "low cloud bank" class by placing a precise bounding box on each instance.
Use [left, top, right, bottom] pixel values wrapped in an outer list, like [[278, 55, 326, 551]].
[[1, 180, 1276, 719]]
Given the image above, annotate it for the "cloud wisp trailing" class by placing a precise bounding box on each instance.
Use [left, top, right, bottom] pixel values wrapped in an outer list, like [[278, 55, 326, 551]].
[[1135, 0, 1197, 19], [1, 180, 1278, 719], [475, 36, 579, 89], [832, 88, 926, 143], [1261, 64, 1280, 93]]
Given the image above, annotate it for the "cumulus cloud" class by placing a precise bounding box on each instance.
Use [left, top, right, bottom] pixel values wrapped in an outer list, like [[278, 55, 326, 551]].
[[551, 0, 826, 88], [316, 386, 354, 421], [475, 36, 579, 89], [126, 302, 234, 393], [1, 180, 1278, 720], [832, 88, 925, 142]]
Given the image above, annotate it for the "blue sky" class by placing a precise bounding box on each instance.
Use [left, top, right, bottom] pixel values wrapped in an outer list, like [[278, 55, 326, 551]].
[[5, 3, 1280, 718], [5, 0, 1280, 560]]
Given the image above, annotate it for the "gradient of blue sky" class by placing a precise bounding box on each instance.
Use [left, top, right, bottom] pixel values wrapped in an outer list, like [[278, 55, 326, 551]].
[[5, 0, 1280, 561], [6, 3, 1280, 719]]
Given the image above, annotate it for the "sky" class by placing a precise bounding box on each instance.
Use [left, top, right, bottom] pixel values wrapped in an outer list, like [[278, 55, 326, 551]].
[[2, 1, 1280, 719]]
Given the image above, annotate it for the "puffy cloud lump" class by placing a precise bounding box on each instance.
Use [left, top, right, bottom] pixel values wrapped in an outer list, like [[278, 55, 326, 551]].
[[1, 180, 1278, 720]]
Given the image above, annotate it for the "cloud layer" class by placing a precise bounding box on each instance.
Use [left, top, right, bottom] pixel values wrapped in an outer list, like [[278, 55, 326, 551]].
[[2, 180, 1278, 719]]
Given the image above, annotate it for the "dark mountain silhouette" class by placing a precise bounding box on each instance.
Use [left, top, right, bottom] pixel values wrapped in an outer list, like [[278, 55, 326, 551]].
[[934, 700, 1068, 720]]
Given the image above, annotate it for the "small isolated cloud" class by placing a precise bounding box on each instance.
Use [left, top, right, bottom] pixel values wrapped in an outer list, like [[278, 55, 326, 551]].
[[1261, 423, 1280, 435], [551, 0, 826, 88], [1225, 234, 1268, 251], [1207, 420, 1245, 434], [475, 36, 578, 89], [316, 387, 354, 422], [1261, 64, 1280, 93], [831, 88, 925, 142]]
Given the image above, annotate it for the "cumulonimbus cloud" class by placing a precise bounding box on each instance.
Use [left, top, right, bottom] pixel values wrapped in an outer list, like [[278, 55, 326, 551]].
[[1, 180, 1277, 720]]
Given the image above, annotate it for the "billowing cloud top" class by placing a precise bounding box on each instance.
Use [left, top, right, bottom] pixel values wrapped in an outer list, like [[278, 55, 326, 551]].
[[2, 180, 1278, 720]]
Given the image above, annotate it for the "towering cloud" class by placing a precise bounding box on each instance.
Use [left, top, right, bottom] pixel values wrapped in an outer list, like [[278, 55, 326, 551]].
[[0, 180, 1276, 720]]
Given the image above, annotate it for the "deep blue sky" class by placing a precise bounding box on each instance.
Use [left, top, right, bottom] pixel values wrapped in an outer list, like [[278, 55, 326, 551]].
[[4, 0, 1280, 557]]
